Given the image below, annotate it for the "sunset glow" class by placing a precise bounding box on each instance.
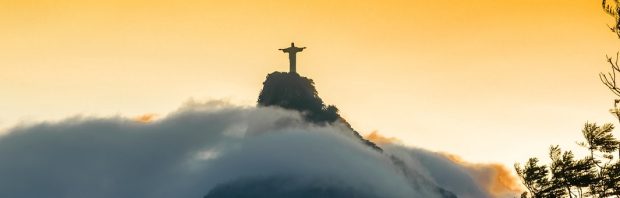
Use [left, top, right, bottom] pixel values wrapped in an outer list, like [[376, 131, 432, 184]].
[[2, 0, 620, 186]]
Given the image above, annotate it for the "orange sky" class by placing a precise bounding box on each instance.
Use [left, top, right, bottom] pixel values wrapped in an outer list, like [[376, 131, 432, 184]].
[[1, 0, 619, 167]]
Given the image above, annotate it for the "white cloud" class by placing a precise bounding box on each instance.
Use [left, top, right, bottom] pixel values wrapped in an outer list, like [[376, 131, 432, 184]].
[[0, 101, 515, 198]]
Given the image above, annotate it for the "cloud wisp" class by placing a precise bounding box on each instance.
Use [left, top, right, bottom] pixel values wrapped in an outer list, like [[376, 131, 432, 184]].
[[0, 101, 519, 198]]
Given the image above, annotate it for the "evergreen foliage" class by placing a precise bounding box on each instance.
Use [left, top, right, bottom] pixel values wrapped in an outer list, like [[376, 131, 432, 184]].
[[515, 2, 620, 197], [515, 124, 620, 197]]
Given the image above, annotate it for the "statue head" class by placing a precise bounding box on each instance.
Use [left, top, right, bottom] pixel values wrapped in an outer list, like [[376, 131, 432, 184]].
[[291, 42, 295, 47]]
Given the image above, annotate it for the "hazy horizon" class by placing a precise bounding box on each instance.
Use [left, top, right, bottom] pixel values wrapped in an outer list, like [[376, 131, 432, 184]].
[[2, 0, 620, 183]]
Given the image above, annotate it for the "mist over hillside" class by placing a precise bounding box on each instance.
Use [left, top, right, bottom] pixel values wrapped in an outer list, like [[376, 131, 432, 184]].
[[0, 71, 521, 198]]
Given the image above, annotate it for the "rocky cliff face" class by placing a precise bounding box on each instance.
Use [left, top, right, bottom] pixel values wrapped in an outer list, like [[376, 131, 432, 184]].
[[257, 71, 381, 151], [202, 71, 459, 198]]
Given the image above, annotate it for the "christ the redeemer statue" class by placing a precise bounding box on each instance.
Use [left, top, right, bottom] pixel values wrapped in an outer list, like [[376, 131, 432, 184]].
[[279, 42, 306, 73]]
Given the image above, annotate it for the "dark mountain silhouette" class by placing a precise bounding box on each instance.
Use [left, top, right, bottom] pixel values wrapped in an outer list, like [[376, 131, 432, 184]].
[[204, 177, 373, 198], [257, 71, 381, 151], [203, 71, 459, 198], [203, 176, 458, 198]]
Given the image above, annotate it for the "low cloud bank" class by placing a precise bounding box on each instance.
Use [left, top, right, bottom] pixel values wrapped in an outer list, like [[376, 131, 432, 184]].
[[0, 101, 520, 198]]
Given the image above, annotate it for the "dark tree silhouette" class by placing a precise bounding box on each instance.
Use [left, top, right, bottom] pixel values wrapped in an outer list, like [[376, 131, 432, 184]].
[[603, 0, 620, 38], [515, 2, 620, 197], [515, 124, 620, 197], [601, 1, 620, 125], [515, 158, 565, 198]]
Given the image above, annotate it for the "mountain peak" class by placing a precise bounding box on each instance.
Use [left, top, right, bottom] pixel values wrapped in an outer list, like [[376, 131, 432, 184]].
[[257, 71, 381, 151]]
